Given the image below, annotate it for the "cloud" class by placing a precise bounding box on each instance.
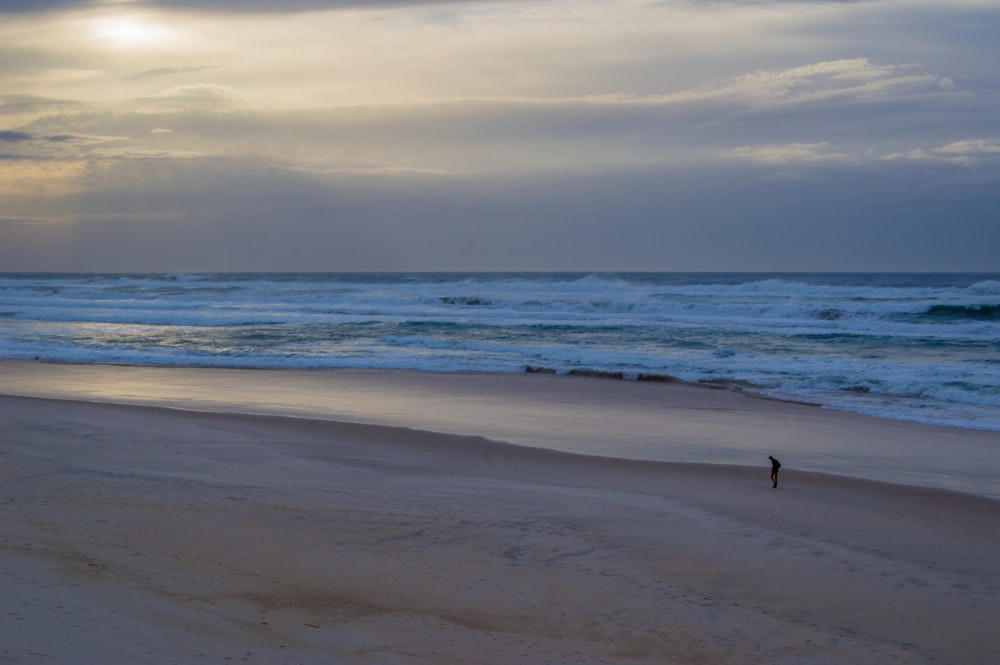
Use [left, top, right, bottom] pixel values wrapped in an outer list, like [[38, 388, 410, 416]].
[[0, 129, 92, 146], [397, 57, 944, 112], [730, 142, 854, 164], [143, 0, 502, 12], [0, 122, 130, 166], [1, 55, 988, 180], [44, 133, 82, 142], [689, 58, 944, 109], [0, 0, 91, 13], [463, 57, 953, 122], [127, 83, 241, 112], [0, 0, 530, 16], [0, 95, 83, 117], [1, 0, 997, 271], [0, 130, 33, 142], [883, 139, 1000, 166], [123, 65, 220, 81], [936, 139, 1000, 155], [160, 83, 237, 99]]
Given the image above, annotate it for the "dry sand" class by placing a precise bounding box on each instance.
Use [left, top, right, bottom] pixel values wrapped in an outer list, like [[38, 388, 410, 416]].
[[1, 375, 999, 663]]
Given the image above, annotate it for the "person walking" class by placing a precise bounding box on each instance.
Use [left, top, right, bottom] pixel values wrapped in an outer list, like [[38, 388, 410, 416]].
[[769, 455, 781, 488]]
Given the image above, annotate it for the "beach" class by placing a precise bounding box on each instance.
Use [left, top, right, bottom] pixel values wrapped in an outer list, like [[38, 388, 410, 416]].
[[2, 363, 999, 664]]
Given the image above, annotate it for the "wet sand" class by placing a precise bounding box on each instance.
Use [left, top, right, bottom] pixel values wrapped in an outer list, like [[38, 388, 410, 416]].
[[1, 360, 998, 495], [2, 367, 999, 663]]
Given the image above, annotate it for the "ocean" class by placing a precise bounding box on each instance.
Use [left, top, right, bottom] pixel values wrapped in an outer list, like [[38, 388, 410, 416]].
[[1, 272, 998, 432]]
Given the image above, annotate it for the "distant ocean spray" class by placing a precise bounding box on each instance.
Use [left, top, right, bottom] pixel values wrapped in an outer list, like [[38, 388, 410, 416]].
[[1, 272, 998, 431]]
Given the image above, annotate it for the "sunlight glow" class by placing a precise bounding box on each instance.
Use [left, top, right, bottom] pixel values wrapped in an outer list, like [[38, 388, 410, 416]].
[[89, 15, 180, 50]]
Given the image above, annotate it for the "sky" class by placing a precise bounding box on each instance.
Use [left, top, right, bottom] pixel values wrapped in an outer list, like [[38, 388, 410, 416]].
[[1, 0, 998, 272]]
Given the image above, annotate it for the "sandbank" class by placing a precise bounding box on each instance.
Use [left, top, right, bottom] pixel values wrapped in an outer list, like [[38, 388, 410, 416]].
[[1, 369, 999, 663]]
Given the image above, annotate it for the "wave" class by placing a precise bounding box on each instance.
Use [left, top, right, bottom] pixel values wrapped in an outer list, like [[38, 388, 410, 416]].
[[3, 272, 998, 432], [4, 273, 1000, 338], [925, 304, 1000, 321], [968, 280, 1000, 295]]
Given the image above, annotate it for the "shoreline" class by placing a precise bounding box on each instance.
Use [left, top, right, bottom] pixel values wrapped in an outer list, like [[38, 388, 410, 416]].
[[1, 360, 998, 497], [2, 392, 999, 664], [8, 356, 997, 429], [4, 352, 999, 432]]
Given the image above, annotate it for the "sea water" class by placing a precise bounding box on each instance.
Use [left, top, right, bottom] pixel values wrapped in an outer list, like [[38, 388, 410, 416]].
[[1, 272, 998, 431]]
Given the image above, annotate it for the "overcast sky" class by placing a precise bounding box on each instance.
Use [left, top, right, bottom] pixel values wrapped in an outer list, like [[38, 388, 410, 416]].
[[1, 0, 998, 272]]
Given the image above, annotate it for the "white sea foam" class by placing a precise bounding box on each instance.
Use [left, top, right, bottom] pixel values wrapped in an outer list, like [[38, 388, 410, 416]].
[[1, 272, 998, 430]]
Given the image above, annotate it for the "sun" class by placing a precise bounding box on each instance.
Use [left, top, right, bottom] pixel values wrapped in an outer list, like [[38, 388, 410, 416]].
[[90, 14, 180, 50]]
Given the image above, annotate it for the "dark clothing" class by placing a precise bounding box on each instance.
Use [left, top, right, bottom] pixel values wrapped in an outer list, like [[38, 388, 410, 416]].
[[769, 456, 781, 488]]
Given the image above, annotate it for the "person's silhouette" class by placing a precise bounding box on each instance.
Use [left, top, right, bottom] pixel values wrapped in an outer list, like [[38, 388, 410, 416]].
[[769, 455, 781, 488]]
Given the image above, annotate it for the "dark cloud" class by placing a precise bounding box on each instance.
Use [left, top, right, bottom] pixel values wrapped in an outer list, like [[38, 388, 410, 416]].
[[0, 129, 87, 145], [0, 0, 92, 13], [0, 130, 33, 142]]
